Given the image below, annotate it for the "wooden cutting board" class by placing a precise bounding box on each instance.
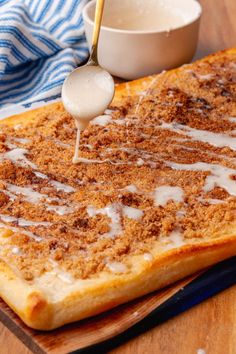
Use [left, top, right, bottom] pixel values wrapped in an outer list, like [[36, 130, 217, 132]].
[[0, 274, 200, 354], [1, 255, 236, 354]]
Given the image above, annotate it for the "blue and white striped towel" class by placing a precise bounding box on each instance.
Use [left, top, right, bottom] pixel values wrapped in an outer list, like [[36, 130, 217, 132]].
[[0, 0, 90, 108]]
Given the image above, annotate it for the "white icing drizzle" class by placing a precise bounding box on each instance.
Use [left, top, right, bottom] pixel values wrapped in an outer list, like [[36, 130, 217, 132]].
[[57, 272, 74, 284], [48, 259, 74, 284], [48, 258, 58, 267], [112, 118, 126, 126], [12, 246, 21, 255], [160, 122, 236, 151], [4, 183, 75, 216], [123, 184, 138, 193], [1, 75, 235, 263], [34, 171, 75, 194], [83, 143, 93, 150], [34, 171, 48, 179], [87, 203, 143, 238], [136, 158, 145, 166], [167, 161, 236, 196], [87, 204, 122, 239], [197, 73, 214, 80], [143, 253, 153, 261], [14, 124, 22, 130], [104, 109, 115, 115], [7, 184, 46, 204], [154, 186, 184, 206], [137, 91, 148, 96], [228, 117, 236, 123], [198, 197, 225, 205], [168, 229, 185, 247], [52, 139, 71, 148], [5, 140, 17, 149], [123, 206, 143, 220], [45, 204, 75, 216], [176, 209, 186, 217], [76, 157, 127, 166], [0, 222, 42, 242], [0, 214, 50, 227], [106, 261, 127, 273], [72, 128, 81, 164], [173, 142, 236, 166], [91, 115, 112, 126], [197, 349, 206, 354], [76, 157, 110, 164], [50, 180, 75, 193], [0, 148, 36, 169], [13, 137, 30, 144]]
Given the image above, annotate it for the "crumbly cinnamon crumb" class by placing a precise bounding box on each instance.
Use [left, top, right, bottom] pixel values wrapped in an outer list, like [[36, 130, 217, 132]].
[[0, 51, 236, 281]]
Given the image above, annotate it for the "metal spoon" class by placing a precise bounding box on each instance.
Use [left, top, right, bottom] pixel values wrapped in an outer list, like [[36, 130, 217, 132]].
[[61, 0, 114, 163]]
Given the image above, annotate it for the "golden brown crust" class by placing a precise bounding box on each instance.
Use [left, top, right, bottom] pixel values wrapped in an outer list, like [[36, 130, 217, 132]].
[[0, 47, 235, 329], [2, 234, 236, 330]]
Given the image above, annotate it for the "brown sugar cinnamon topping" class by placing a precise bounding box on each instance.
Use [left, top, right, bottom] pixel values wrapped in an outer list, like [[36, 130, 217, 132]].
[[0, 51, 235, 282]]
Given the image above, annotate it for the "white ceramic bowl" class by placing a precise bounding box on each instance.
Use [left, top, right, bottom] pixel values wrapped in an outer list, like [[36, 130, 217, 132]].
[[82, 0, 202, 80]]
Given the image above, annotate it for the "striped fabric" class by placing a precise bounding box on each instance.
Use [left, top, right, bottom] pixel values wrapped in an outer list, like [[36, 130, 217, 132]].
[[0, 0, 90, 108]]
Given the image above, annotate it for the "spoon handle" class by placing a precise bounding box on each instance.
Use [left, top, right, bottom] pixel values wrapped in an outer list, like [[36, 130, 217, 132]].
[[89, 0, 105, 65]]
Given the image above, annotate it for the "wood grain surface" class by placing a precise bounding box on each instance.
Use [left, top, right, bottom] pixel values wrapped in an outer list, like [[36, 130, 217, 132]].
[[0, 273, 203, 354], [1, 0, 236, 353]]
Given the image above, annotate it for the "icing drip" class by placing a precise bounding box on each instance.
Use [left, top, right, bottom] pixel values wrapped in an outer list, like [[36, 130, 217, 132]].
[[106, 261, 127, 273], [0, 148, 36, 169], [91, 115, 112, 126], [87, 204, 122, 239], [136, 158, 145, 166], [123, 206, 143, 220], [198, 197, 225, 205], [176, 209, 186, 217], [112, 119, 126, 126], [104, 109, 115, 115], [34, 171, 75, 193], [154, 186, 184, 206], [7, 184, 47, 204], [45, 205, 75, 216], [169, 229, 185, 247], [75, 157, 111, 164], [197, 73, 214, 80], [12, 246, 22, 255], [167, 161, 236, 196], [75, 157, 128, 166], [34, 171, 48, 179], [14, 124, 22, 130], [87, 203, 143, 238], [57, 272, 74, 284], [160, 122, 236, 151], [0, 214, 50, 227], [50, 180, 75, 193], [197, 349, 206, 354], [0, 145, 75, 195], [0, 222, 42, 242], [123, 185, 138, 193], [72, 128, 81, 164], [47, 259, 74, 284], [13, 137, 30, 144], [4, 183, 75, 215], [143, 253, 153, 261]]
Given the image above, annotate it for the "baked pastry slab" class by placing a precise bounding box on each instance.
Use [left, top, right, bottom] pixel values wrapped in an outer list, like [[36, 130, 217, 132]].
[[0, 49, 236, 330]]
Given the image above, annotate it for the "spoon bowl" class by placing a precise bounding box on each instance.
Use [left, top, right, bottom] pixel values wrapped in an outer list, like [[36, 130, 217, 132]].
[[62, 65, 114, 130]]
